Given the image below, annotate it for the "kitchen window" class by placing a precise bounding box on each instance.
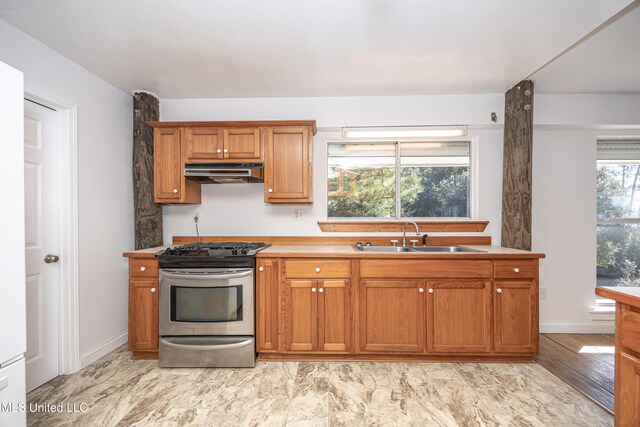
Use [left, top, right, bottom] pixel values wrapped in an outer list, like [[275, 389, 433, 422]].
[[327, 141, 471, 219], [596, 139, 640, 288]]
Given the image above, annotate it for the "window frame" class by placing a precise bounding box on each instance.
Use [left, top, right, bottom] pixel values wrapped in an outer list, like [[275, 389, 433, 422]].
[[326, 138, 477, 221]]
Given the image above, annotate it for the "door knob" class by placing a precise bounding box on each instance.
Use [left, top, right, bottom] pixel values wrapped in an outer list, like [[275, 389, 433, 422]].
[[223, 148, 228, 153], [268, 188, 273, 193], [151, 288, 156, 293], [312, 287, 317, 293], [217, 149, 222, 154], [44, 254, 59, 263], [497, 288, 503, 294], [259, 266, 264, 272], [319, 288, 324, 293], [173, 188, 178, 193]]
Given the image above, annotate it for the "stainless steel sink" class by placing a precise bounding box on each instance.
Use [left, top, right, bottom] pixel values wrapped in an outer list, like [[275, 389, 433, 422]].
[[356, 246, 415, 253], [355, 245, 485, 253]]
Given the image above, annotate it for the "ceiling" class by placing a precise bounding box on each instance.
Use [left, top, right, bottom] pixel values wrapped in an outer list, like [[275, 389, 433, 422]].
[[0, 0, 635, 98], [530, 2, 640, 94]]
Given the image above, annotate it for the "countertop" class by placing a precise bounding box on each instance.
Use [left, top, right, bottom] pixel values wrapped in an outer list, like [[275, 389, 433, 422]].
[[257, 244, 545, 259], [122, 244, 545, 259], [595, 286, 640, 307]]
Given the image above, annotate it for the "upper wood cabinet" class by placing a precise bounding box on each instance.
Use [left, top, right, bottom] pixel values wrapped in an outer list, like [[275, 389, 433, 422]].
[[149, 121, 316, 205], [153, 127, 201, 204], [264, 126, 313, 204], [184, 127, 261, 162]]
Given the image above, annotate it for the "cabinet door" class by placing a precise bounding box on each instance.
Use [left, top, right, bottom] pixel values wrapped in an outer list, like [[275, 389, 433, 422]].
[[284, 280, 317, 352], [264, 126, 312, 204], [427, 281, 492, 353], [618, 352, 640, 426], [256, 259, 280, 352], [359, 280, 425, 353], [224, 128, 261, 160], [154, 127, 182, 201], [129, 280, 158, 352], [494, 281, 537, 353], [184, 127, 224, 161], [318, 280, 351, 352]]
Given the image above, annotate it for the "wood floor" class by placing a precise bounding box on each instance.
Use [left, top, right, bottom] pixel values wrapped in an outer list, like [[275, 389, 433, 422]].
[[535, 333, 615, 414]]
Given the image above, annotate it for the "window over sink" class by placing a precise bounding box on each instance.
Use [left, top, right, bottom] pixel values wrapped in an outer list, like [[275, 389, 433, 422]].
[[327, 140, 472, 219]]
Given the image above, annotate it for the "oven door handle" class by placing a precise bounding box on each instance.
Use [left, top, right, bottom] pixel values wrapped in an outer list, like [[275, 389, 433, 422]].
[[161, 339, 253, 351], [160, 270, 252, 280]]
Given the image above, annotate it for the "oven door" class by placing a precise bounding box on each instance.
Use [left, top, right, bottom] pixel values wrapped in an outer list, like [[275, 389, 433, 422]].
[[159, 268, 254, 336]]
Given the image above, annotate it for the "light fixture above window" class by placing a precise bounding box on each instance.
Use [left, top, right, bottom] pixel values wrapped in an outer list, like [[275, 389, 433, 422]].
[[341, 125, 467, 139]]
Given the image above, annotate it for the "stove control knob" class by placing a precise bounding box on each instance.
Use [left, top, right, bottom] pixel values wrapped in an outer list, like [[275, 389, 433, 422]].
[[173, 188, 178, 193], [315, 267, 320, 273], [140, 266, 146, 272], [259, 266, 264, 272], [151, 288, 156, 293]]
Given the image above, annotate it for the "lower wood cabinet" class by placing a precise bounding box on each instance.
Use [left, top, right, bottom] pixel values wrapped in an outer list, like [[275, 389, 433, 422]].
[[494, 281, 538, 353], [284, 279, 351, 353], [359, 280, 425, 353], [256, 259, 279, 352], [128, 280, 158, 353], [618, 352, 640, 425], [427, 281, 492, 353]]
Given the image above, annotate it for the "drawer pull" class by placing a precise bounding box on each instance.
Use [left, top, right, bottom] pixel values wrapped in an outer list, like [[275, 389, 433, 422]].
[[497, 288, 502, 294], [513, 267, 520, 273], [140, 266, 146, 272], [418, 288, 424, 293], [258, 266, 264, 272], [312, 287, 317, 293], [151, 288, 156, 293], [315, 267, 320, 273]]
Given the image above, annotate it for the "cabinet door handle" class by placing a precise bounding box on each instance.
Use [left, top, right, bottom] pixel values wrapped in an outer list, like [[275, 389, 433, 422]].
[[312, 287, 317, 293], [513, 267, 520, 273], [173, 188, 178, 193], [319, 288, 324, 293], [223, 148, 228, 153], [497, 288, 502, 294], [216, 149, 222, 154], [140, 266, 146, 272], [315, 267, 320, 273], [151, 288, 156, 293], [268, 188, 273, 193], [428, 288, 434, 293], [418, 288, 424, 293], [258, 266, 264, 272]]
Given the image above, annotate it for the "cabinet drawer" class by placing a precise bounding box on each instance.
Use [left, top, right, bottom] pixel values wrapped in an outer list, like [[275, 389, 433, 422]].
[[130, 258, 159, 279], [493, 260, 536, 279], [284, 260, 351, 279], [359, 260, 491, 279], [622, 307, 640, 355]]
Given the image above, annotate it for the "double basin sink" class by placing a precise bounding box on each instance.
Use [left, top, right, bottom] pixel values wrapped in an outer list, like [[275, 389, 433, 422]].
[[355, 245, 486, 253]]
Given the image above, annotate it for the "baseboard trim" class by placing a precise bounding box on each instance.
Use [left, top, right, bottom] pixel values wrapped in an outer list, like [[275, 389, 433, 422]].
[[540, 322, 614, 334], [80, 332, 128, 368]]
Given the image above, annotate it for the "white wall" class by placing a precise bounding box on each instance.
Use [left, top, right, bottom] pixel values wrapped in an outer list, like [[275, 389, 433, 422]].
[[0, 20, 133, 364], [161, 96, 505, 244]]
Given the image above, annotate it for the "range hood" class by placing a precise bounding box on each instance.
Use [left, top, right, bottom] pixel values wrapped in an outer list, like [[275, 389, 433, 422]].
[[184, 162, 264, 184]]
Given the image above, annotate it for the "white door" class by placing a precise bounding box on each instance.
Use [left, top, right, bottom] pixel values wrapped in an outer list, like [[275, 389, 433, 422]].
[[24, 99, 60, 392]]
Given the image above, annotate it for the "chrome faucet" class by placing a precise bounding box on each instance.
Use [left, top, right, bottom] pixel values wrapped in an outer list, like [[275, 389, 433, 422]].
[[402, 221, 420, 247]]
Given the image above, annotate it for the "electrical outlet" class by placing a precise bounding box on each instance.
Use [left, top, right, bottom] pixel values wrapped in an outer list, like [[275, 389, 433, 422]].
[[539, 288, 547, 300], [293, 209, 304, 220], [194, 212, 199, 223]]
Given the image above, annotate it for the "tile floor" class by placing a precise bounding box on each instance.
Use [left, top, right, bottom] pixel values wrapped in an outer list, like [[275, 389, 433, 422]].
[[27, 346, 613, 426]]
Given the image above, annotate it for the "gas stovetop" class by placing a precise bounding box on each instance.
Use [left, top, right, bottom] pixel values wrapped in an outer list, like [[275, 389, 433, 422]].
[[157, 242, 268, 269]]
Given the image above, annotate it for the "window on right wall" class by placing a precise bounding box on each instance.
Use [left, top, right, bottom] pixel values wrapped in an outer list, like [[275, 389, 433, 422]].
[[596, 139, 640, 287]]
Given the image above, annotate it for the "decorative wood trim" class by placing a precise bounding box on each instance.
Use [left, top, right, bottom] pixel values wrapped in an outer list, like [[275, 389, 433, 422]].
[[317, 221, 488, 233], [502, 80, 533, 250], [172, 235, 492, 246], [148, 120, 318, 135]]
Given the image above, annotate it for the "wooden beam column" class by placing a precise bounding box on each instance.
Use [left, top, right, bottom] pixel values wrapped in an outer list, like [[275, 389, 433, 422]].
[[501, 80, 534, 250], [133, 92, 162, 249]]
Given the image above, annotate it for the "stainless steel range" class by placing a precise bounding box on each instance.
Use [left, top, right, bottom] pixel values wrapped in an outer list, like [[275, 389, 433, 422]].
[[156, 242, 268, 368]]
